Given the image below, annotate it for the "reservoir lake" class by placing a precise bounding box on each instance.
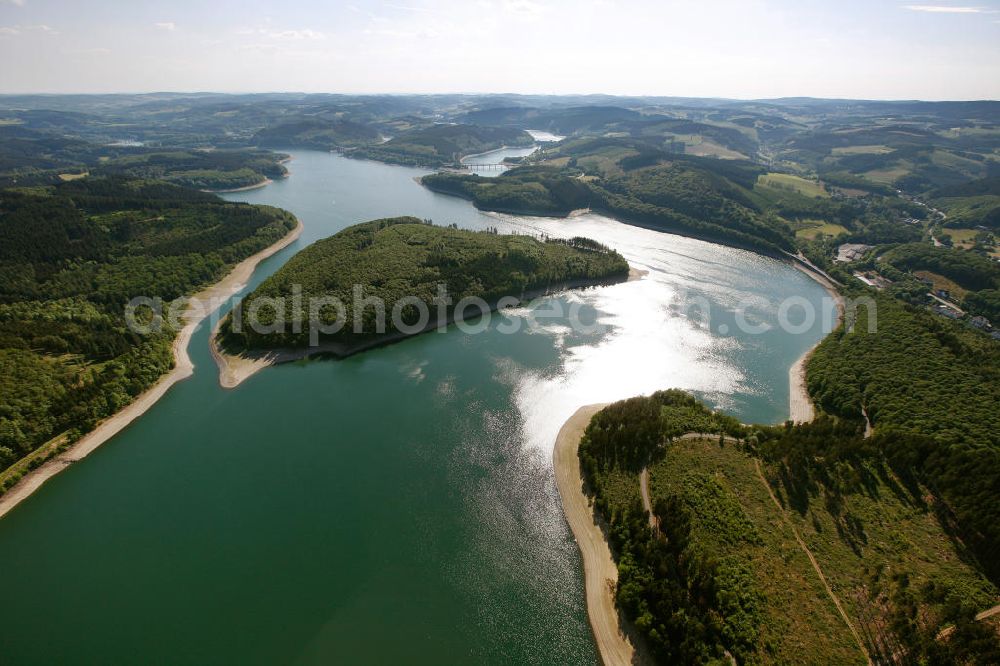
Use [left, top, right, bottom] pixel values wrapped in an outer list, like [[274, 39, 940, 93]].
[[0, 149, 834, 664]]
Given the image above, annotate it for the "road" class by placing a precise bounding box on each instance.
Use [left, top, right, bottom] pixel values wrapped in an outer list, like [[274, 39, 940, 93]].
[[937, 603, 1000, 639]]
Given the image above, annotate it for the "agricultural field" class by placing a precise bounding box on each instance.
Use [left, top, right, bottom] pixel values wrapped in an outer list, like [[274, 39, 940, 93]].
[[939, 227, 983, 249], [681, 137, 747, 160], [534, 155, 571, 168], [57, 171, 88, 181], [757, 172, 830, 198], [863, 166, 912, 185]]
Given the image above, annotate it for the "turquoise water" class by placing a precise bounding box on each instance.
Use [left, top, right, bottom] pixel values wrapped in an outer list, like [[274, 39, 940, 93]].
[[0, 150, 834, 664]]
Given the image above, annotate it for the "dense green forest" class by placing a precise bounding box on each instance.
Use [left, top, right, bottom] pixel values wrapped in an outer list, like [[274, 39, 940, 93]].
[[220, 217, 628, 351], [579, 391, 1000, 664], [807, 291, 1000, 581], [965, 289, 1000, 322], [98, 149, 289, 190], [0, 177, 297, 485], [421, 167, 593, 216]]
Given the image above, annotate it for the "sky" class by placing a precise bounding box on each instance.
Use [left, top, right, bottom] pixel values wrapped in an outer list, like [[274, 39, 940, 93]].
[[1, 0, 999, 100]]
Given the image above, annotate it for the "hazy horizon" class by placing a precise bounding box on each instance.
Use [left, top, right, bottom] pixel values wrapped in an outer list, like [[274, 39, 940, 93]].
[[2, 0, 999, 100], [2, 89, 1000, 103]]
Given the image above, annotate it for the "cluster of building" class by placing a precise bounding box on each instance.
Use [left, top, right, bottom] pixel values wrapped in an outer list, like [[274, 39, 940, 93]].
[[853, 271, 892, 290], [836, 243, 872, 263]]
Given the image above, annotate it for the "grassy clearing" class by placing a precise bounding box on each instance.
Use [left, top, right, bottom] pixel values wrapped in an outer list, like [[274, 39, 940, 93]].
[[945, 228, 982, 243], [795, 220, 850, 240], [648, 437, 997, 662], [940, 227, 982, 249], [939, 127, 1000, 140], [831, 145, 893, 156], [57, 172, 89, 182], [761, 455, 997, 649], [914, 270, 969, 299], [863, 166, 911, 185], [757, 172, 829, 198], [648, 438, 865, 663], [683, 138, 747, 160], [576, 146, 638, 177], [537, 156, 571, 168]]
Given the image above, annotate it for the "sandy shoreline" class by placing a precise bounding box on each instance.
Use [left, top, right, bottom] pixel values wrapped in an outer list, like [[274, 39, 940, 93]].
[[0, 218, 303, 521], [553, 404, 636, 666], [202, 177, 274, 194], [788, 260, 844, 423], [211, 267, 643, 389]]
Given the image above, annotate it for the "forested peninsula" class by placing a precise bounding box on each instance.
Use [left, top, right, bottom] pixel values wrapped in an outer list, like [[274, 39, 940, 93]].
[[213, 217, 629, 384], [0, 177, 299, 494]]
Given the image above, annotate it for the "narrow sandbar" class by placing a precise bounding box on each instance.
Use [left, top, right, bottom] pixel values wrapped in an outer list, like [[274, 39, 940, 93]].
[[553, 403, 636, 666]]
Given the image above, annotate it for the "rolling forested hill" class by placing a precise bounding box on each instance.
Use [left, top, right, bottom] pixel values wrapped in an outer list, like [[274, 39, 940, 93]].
[[422, 138, 797, 255], [929, 176, 1000, 230], [253, 118, 382, 150], [457, 105, 642, 134], [350, 124, 534, 167], [0, 125, 290, 190]]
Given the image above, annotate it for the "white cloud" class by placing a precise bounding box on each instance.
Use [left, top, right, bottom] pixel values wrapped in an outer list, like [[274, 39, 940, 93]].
[[154, 22, 176, 31], [269, 29, 325, 40], [363, 26, 442, 39], [235, 26, 325, 40], [0, 0, 27, 7], [0, 23, 56, 35], [903, 5, 993, 13]]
